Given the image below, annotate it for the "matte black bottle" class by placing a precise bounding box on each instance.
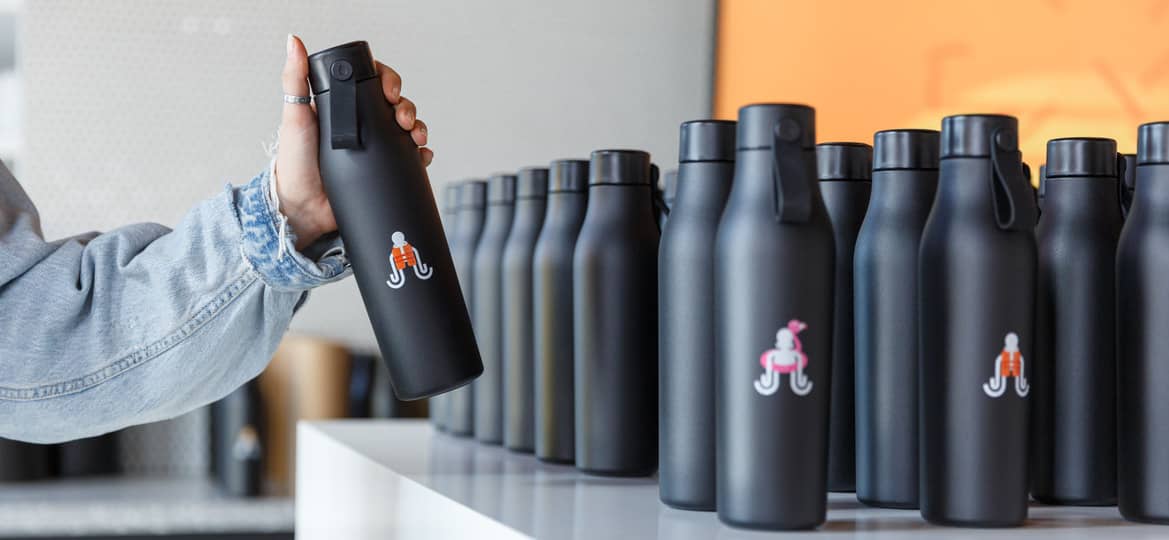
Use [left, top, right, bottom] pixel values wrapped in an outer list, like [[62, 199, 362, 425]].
[[818, 142, 872, 494], [212, 381, 264, 496], [1032, 137, 1122, 506], [533, 160, 589, 464], [658, 170, 678, 229], [446, 180, 488, 436], [574, 149, 659, 476], [503, 167, 549, 453], [473, 174, 517, 443], [58, 433, 119, 476], [919, 114, 1037, 527], [659, 120, 736, 511], [715, 104, 834, 530], [0, 439, 53, 481], [307, 41, 481, 399], [431, 182, 462, 432], [1118, 121, 1169, 523], [854, 129, 940, 509], [1121, 153, 1137, 218]]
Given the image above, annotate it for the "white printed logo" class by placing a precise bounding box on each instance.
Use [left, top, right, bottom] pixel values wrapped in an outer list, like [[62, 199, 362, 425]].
[[385, 231, 434, 289]]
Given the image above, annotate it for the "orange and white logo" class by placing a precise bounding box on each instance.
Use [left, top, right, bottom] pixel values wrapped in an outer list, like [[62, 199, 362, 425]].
[[386, 231, 433, 289], [983, 332, 1030, 398]]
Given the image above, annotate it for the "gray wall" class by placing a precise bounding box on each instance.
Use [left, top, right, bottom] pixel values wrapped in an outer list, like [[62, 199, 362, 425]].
[[19, 0, 716, 349]]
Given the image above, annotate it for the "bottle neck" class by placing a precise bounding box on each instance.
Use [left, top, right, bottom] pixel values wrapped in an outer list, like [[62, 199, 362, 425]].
[[935, 157, 996, 217], [1041, 176, 1121, 224], [585, 183, 656, 223], [673, 161, 734, 214], [869, 169, 938, 214], [1133, 164, 1169, 216]]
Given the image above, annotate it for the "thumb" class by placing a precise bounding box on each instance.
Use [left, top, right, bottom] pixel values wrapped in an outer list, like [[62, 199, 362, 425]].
[[280, 34, 314, 132]]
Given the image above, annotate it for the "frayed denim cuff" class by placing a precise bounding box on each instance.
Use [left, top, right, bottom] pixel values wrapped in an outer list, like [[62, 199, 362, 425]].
[[229, 167, 350, 291]]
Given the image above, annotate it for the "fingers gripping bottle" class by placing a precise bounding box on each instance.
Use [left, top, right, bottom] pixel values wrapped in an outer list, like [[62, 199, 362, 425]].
[[307, 41, 481, 399], [715, 104, 835, 530], [918, 114, 1037, 527]]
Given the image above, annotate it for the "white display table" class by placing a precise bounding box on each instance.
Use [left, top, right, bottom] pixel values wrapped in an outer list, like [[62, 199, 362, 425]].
[[296, 419, 1159, 539]]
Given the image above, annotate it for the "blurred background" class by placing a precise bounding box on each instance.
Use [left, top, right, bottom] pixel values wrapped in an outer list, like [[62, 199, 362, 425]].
[[1, 0, 1167, 538]]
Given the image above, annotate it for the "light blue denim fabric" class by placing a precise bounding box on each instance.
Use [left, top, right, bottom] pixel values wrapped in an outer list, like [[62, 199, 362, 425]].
[[0, 162, 349, 443]]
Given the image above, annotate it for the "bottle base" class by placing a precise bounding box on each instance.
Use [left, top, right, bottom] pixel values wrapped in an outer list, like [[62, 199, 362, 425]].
[[717, 513, 822, 531], [475, 436, 502, 445], [536, 455, 574, 465], [577, 466, 656, 478], [1119, 508, 1169, 525], [922, 513, 1025, 528], [506, 444, 535, 454], [857, 495, 918, 510], [1032, 493, 1117, 507], [396, 367, 484, 401], [660, 495, 715, 512]]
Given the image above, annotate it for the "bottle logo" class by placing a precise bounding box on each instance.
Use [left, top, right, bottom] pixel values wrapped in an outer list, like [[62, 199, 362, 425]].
[[982, 332, 1030, 398], [754, 319, 813, 396], [385, 231, 434, 289]]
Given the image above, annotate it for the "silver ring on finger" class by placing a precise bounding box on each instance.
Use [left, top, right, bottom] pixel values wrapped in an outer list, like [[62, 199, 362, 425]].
[[283, 94, 312, 105]]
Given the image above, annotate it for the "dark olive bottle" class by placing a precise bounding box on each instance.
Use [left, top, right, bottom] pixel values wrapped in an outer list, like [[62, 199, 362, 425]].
[[473, 174, 517, 443], [817, 142, 872, 494], [919, 114, 1037, 527], [574, 149, 659, 477], [659, 120, 736, 511], [533, 160, 590, 464], [1032, 137, 1122, 506], [446, 180, 488, 437], [715, 104, 834, 530], [431, 182, 462, 432], [854, 129, 940, 509], [503, 168, 549, 453], [307, 41, 481, 399], [1118, 122, 1169, 524]]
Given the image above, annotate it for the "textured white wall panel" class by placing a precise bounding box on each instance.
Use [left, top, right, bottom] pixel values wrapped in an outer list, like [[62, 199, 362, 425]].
[[20, 0, 715, 347]]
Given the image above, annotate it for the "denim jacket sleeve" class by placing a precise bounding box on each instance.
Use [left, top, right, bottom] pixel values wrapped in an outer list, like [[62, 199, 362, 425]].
[[0, 161, 349, 443]]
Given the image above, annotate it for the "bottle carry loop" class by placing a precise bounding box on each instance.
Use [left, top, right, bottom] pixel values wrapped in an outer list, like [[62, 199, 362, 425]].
[[648, 164, 668, 233], [1116, 154, 1132, 218], [329, 59, 361, 150], [771, 119, 813, 224], [990, 128, 1037, 231]]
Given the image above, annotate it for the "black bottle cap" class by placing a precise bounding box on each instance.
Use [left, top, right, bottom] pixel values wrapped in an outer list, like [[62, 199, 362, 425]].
[[736, 104, 816, 150], [307, 41, 379, 95], [873, 129, 940, 171], [816, 142, 873, 181], [443, 183, 461, 213], [940, 114, 1019, 159], [589, 150, 653, 186], [457, 180, 487, 209], [661, 170, 678, 203], [1138, 122, 1169, 165], [487, 174, 517, 204], [679, 120, 737, 162], [549, 160, 589, 192], [1122, 154, 1137, 189], [516, 167, 549, 199], [1045, 138, 1118, 178]]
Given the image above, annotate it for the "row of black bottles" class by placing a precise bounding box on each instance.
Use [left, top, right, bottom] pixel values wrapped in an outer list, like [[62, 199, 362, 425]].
[[434, 150, 660, 476]]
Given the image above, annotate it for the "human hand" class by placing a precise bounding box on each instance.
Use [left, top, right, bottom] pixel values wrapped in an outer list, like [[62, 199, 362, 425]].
[[275, 34, 433, 249]]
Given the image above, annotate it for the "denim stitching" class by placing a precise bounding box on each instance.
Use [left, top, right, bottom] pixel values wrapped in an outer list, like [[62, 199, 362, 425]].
[[0, 271, 259, 401]]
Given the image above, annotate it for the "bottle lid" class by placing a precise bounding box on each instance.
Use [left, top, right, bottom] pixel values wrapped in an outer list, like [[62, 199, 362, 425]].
[[443, 183, 461, 213], [661, 170, 678, 203], [736, 104, 816, 150], [589, 150, 653, 186], [1044, 138, 1118, 177], [549, 160, 589, 192], [873, 129, 940, 171], [487, 174, 517, 204], [307, 41, 379, 95], [816, 143, 873, 181], [1138, 122, 1169, 165], [516, 167, 549, 199], [940, 114, 1019, 159], [457, 180, 487, 209], [1122, 154, 1137, 189], [679, 120, 737, 162]]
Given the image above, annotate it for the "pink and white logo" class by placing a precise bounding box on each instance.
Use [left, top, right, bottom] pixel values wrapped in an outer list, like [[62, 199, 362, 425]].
[[754, 319, 813, 397]]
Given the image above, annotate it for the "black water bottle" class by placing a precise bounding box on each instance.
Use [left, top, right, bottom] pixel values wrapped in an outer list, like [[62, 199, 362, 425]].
[[574, 149, 660, 476], [715, 104, 834, 530], [1032, 137, 1122, 506], [854, 129, 940, 509], [919, 114, 1037, 527], [533, 160, 590, 464], [1118, 121, 1169, 523], [212, 381, 264, 496], [817, 142, 872, 494], [446, 180, 488, 436], [503, 167, 549, 453], [431, 182, 462, 432], [473, 174, 518, 443], [0, 439, 53, 481], [659, 120, 736, 511], [58, 433, 119, 476], [1121, 153, 1137, 218], [306, 41, 481, 399]]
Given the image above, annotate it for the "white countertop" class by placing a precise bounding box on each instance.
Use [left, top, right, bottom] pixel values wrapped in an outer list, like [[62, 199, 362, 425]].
[[295, 419, 1166, 539]]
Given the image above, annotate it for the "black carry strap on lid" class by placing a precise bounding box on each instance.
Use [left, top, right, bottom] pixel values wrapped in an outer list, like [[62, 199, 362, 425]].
[[989, 127, 1038, 231], [648, 164, 667, 233], [772, 118, 813, 223], [307, 41, 379, 150]]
